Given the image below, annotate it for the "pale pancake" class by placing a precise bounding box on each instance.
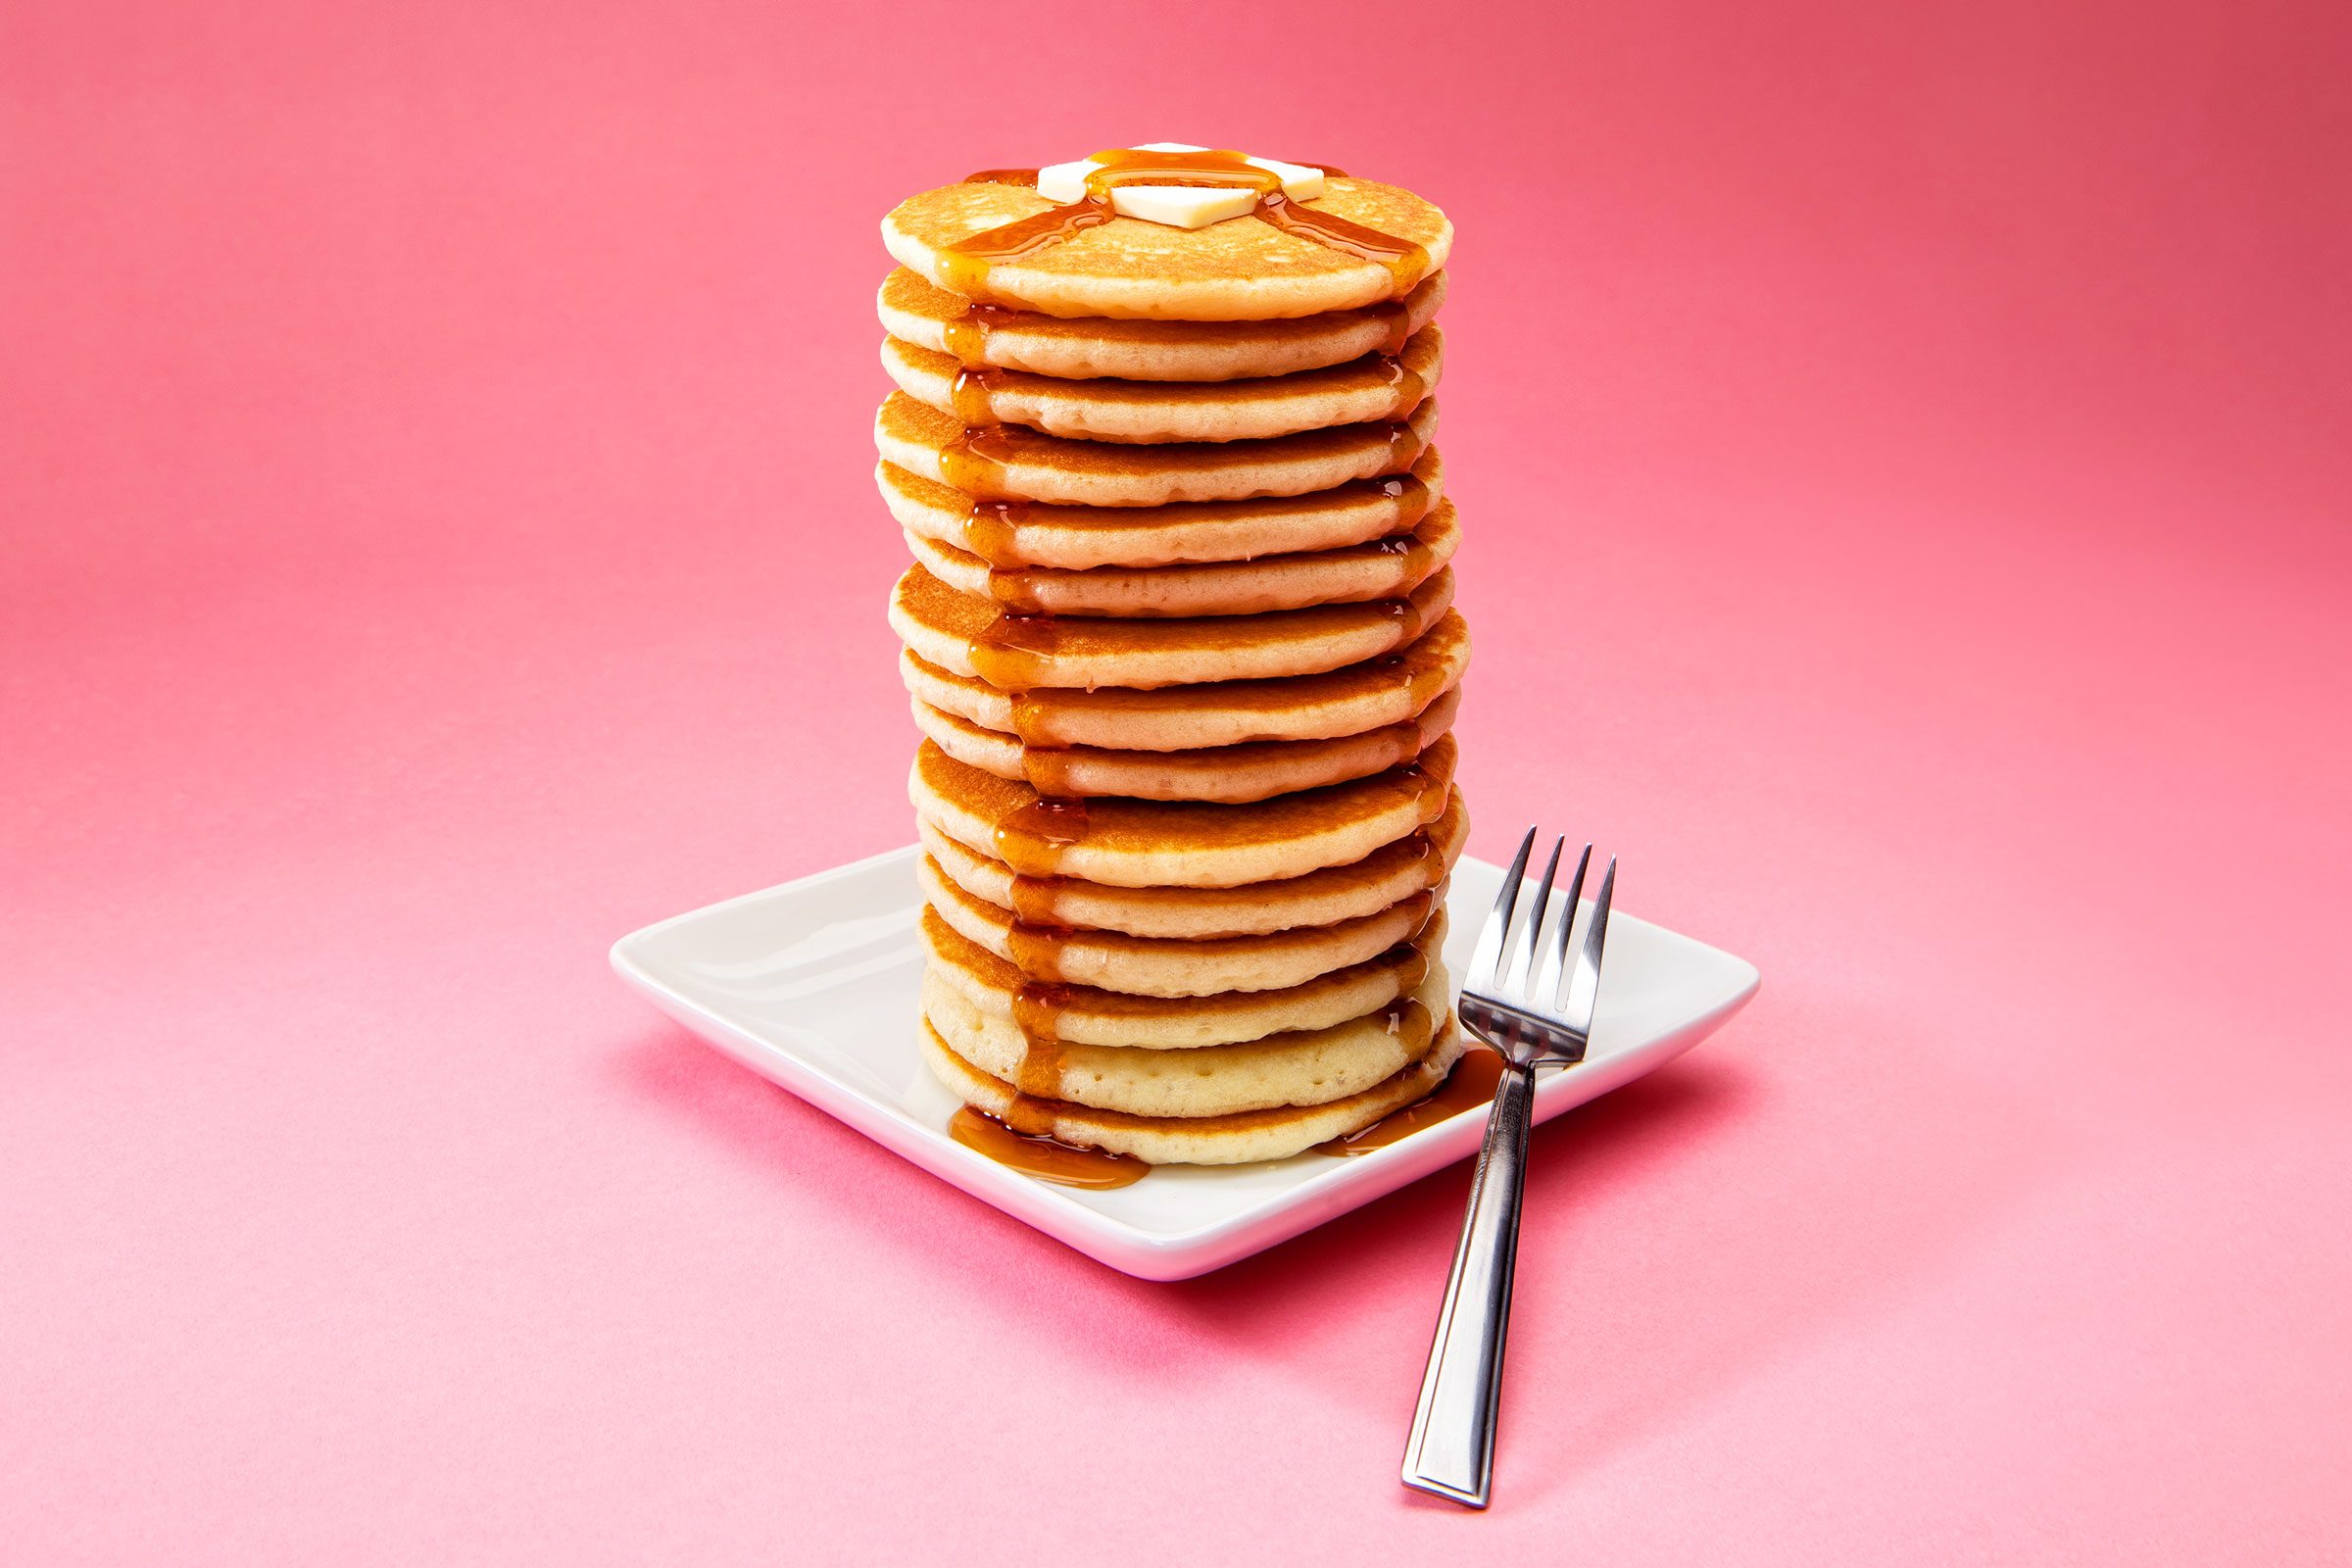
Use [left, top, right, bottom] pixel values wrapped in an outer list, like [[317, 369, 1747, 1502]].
[[877, 391, 1439, 508], [882, 175, 1453, 321], [911, 735, 1456, 890], [878, 450, 1444, 570], [919, 856, 1442, 997], [889, 564, 1451, 691], [901, 610, 1470, 752], [920, 1017, 1469, 1164], [903, 499, 1457, 618], [922, 963, 1451, 1117], [920, 904, 1447, 1048], [919, 792, 1466, 937], [877, 267, 1447, 382], [880, 327, 1442, 445], [911, 688, 1462, 804]]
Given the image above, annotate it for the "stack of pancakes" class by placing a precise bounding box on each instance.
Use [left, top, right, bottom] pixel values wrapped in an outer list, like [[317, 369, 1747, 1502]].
[[877, 161, 1471, 1164]]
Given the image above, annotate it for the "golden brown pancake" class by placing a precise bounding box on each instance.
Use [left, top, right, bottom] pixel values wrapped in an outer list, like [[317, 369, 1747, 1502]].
[[876, 390, 1439, 508], [910, 686, 1461, 804], [899, 608, 1470, 753], [922, 962, 1451, 1117], [918, 792, 1465, 937], [919, 905, 1447, 1048], [889, 563, 1452, 691], [911, 734, 1456, 890], [918, 856, 1443, 997], [877, 267, 1447, 382], [882, 175, 1453, 320], [880, 326, 1442, 444], [920, 1015, 1468, 1163], [902, 498, 1457, 618], [878, 450, 1444, 570]]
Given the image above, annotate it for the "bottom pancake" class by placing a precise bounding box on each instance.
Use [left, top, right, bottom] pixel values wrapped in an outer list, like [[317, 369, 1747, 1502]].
[[921, 1015, 1469, 1165], [919, 906, 1446, 1048], [922, 961, 1451, 1117]]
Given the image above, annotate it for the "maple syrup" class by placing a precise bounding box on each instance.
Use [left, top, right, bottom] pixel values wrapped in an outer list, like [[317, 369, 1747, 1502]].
[[941, 148, 1428, 307], [1376, 355, 1429, 420], [1314, 1048, 1509, 1154], [992, 794, 1088, 877], [940, 302, 1023, 366], [949, 1105, 1148, 1188]]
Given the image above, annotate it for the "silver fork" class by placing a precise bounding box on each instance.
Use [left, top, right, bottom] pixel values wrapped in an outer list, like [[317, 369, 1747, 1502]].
[[1401, 828, 1617, 1509]]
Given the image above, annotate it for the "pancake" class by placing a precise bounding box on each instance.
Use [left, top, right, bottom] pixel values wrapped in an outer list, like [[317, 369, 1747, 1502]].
[[880, 326, 1442, 445], [878, 449, 1445, 570], [889, 564, 1452, 691], [876, 390, 1439, 508], [918, 856, 1442, 996], [911, 734, 1456, 890], [918, 791, 1465, 937], [920, 1015, 1469, 1164], [919, 904, 1447, 1048], [911, 687, 1462, 804], [903, 498, 1458, 618], [877, 267, 1448, 382], [901, 609, 1470, 753], [922, 963, 1451, 1117], [882, 174, 1453, 321]]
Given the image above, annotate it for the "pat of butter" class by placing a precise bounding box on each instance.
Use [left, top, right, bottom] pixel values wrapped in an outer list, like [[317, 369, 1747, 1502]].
[[1032, 142, 1326, 230]]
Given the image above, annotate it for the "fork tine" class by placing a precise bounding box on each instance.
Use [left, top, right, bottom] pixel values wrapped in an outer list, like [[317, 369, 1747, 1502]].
[[1507, 836, 1564, 999], [1469, 826, 1538, 991], [1534, 843, 1592, 1005], [1557, 854, 1617, 1027]]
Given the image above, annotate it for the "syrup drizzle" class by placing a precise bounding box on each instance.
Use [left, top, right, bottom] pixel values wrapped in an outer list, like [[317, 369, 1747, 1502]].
[[1378, 471, 1434, 527], [925, 154, 1437, 1191], [959, 499, 1030, 567], [940, 302, 1022, 366], [1375, 354, 1428, 420], [940, 148, 1428, 307]]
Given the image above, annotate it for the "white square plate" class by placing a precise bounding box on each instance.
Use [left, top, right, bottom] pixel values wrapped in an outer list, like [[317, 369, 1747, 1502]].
[[612, 848, 1758, 1280]]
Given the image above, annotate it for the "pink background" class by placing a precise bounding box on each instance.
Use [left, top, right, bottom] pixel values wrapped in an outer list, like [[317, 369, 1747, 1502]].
[[6, 1, 2348, 1561]]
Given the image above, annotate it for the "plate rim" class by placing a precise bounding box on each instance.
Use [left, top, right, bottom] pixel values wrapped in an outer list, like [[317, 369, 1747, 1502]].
[[612, 845, 1759, 1277]]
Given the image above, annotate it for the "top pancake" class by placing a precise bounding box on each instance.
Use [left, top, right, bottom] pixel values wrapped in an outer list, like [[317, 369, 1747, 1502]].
[[882, 176, 1453, 320], [878, 268, 1448, 382]]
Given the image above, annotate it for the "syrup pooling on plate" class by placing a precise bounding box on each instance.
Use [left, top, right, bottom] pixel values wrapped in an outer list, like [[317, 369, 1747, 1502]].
[[949, 1105, 1148, 1188], [940, 148, 1428, 306], [1313, 1047, 1504, 1155]]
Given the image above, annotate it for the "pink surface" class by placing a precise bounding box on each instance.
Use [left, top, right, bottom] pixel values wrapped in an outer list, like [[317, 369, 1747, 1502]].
[[5, 1, 2348, 1560]]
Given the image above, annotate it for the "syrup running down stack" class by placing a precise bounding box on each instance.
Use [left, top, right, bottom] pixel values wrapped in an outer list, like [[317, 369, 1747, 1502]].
[[877, 147, 1476, 1181]]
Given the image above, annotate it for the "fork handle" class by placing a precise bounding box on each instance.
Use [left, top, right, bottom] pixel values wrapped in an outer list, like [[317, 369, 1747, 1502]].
[[1400, 1056, 1539, 1508]]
